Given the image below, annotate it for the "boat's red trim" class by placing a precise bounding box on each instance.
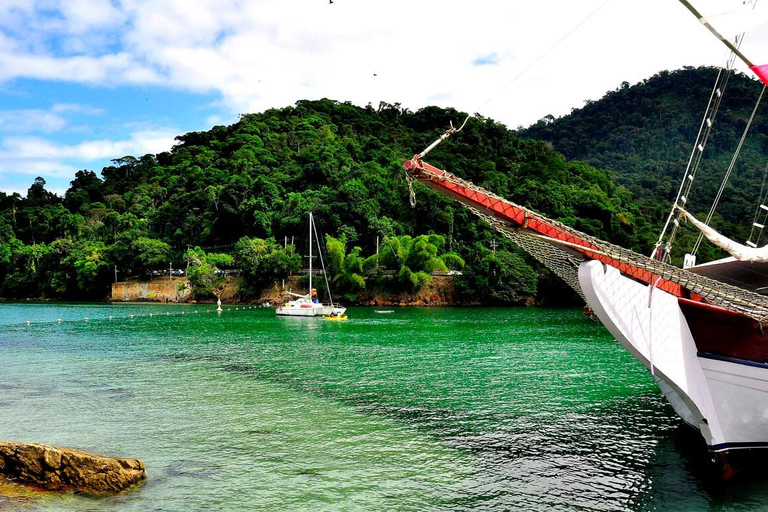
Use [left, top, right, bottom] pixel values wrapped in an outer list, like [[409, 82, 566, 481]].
[[678, 298, 768, 363], [406, 157, 682, 296]]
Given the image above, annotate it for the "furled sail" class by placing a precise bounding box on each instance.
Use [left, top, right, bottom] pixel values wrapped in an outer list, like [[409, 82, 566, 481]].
[[682, 209, 768, 261], [678, 0, 768, 85]]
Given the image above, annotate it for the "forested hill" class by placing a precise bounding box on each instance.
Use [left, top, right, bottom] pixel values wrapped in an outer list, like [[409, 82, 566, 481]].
[[522, 66, 768, 262], [0, 99, 651, 303]]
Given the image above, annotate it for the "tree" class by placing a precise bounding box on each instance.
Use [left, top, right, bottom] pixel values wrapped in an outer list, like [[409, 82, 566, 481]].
[[186, 247, 234, 300], [457, 247, 537, 305], [235, 237, 301, 297], [325, 235, 365, 301], [132, 237, 172, 275]]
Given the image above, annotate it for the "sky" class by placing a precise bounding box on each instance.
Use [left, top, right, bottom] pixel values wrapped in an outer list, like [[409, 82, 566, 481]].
[[0, 0, 753, 196]]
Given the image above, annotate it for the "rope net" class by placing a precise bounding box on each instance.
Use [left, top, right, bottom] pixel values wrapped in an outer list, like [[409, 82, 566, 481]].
[[408, 162, 768, 325]]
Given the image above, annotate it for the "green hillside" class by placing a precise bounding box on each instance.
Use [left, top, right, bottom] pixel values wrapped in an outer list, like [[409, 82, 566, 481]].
[[522, 66, 768, 263], [14, 65, 763, 303], [0, 99, 650, 304]]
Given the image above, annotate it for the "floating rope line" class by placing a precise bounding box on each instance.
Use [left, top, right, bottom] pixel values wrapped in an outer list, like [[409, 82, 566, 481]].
[[18, 305, 266, 328]]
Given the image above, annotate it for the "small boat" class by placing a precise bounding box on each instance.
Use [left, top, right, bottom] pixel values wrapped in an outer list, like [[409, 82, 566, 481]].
[[276, 213, 346, 318], [324, 314, 348, 321], [375, 310, 394, 314]]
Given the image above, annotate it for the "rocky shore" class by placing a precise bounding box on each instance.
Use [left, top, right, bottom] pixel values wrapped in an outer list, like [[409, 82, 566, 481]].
[[112, 274, 461, 306], [0, 442, 145, 494]]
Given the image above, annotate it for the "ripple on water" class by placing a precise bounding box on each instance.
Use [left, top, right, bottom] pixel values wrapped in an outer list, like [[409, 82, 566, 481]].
[[1, 306, 768, 511]]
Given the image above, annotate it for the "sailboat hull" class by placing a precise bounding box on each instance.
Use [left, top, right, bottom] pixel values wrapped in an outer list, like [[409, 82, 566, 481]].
[[276, 302, 334, 317], [579, 260, 768, 477]]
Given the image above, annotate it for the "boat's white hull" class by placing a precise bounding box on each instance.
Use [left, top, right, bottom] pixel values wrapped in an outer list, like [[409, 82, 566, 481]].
[[275, 300, 345, 317], [276, 303, 333, 316], [578, 260, 768, 473]]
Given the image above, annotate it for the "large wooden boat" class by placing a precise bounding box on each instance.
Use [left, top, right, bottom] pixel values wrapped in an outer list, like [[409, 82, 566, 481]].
[[403, 0, 768, 478]]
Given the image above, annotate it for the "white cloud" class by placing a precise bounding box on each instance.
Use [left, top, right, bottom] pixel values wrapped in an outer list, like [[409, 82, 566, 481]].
[[0, 103, 104, 134], [0, 109, 67, 133], [0, 51, 164, 85], [0, 0, 763, 196], [1, 128, 177, 161], [58, 0, 125, 34], [0, 0, 735, 129], [0, 128, 179, 194]]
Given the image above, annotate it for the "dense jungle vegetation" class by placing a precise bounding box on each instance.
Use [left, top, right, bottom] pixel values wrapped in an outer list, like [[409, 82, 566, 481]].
[[523, 66, 768, 264], [2, 66, 765, 304]]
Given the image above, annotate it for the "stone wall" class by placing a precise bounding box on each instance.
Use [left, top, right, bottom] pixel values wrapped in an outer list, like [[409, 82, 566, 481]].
[[111, 276, 244, 303], [111, 274, 458, 305], [111, 277, 192, 303], [356, 275, 457, 306]]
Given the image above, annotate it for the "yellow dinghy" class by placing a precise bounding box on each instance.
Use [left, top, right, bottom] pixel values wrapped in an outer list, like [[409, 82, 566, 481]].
[[325, 314, 348, 321]]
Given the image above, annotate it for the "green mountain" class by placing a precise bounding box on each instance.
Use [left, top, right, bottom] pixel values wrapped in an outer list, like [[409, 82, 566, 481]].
[[522, 66, 768, 263], [6, 74, 735, 304]]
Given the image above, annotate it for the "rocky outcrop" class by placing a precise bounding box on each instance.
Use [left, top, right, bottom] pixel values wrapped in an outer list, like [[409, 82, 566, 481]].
[[356, 275, 457, 306], [0, 442, 145, 493]]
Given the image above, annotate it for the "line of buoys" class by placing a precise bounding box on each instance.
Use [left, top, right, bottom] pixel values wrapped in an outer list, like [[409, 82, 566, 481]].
[[20, 303, 268, 327]]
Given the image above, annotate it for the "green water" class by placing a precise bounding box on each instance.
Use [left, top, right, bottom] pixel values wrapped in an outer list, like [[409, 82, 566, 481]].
[[2, 304, 768, 511]]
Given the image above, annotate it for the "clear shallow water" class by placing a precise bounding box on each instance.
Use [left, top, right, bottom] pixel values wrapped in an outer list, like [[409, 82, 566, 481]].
[[2, 304, 768, 511]]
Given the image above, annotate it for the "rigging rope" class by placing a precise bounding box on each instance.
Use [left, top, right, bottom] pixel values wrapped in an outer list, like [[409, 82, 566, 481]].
[[748, 159, 768, 246], [474, 0, 614, 114], [653, 59, 736, 262], [310, 216, 336, 309], [411, 0, 616, 161], [692, 84, 766, 256]]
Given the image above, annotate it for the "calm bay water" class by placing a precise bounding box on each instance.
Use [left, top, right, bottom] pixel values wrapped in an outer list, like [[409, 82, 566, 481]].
[[1, 304, 768, 511]]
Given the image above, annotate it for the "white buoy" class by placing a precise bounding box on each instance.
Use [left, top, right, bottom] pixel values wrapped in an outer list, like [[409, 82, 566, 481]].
[[109, 316, 113, 320], [57, 319, 62, 323], [149, 313, 153, 318], [26, 321, 30, 326], [130, 314, 134, 318], [84, 317, 89, 322]]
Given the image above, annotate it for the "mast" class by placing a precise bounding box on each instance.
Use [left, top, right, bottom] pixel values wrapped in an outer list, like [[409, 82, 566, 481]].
[[677, 0, 768, 86], [308, 212, 313, 295]]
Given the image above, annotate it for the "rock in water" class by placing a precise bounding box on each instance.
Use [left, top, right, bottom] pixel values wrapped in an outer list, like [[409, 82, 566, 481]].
[[0, 442, 146, 493]]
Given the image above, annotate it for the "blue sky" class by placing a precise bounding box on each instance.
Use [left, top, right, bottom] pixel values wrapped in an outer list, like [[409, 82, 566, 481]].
[[0, 0, 740, 196]]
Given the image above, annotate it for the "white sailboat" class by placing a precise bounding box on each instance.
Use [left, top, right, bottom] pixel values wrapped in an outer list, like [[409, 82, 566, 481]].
[[276, 213, 346, 318], [402, 0, 768, 478]]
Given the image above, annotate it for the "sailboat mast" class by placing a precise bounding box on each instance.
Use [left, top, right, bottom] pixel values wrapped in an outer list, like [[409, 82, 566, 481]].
[[308, 213, 313, 295], [677, 0, 768, 86], [678, 0, 755, 65]]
